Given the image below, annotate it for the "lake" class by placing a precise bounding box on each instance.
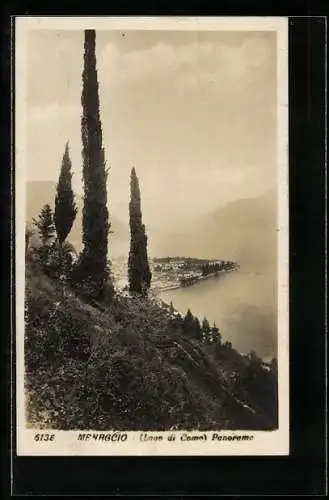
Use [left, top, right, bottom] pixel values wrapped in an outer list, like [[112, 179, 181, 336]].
[[158, 268, 277, 361]]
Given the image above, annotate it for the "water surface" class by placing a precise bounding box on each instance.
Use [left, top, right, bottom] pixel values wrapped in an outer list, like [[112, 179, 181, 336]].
[[159, 268, 277, 361]]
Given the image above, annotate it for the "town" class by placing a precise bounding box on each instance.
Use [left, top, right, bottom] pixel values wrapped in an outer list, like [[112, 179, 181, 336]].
[[111, 256, 239, 292]]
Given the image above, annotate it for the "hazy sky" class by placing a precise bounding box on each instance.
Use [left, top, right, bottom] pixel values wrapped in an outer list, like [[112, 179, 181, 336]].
[[26, 29, 277, 227]]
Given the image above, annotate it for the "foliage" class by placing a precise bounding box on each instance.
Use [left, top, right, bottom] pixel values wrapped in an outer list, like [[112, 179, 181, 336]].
[[181, 309, 203, 341], [233, 352, 278, 427], [52, 240, 77, 281], [33, 204, 55, 247], [202, 317, 211, 343], [201, 261, 222, 276], [211, 322, 222, 344], [193, 316, 202, 340], [32, 204, 58, 274], [182, 308, 194, 334], [128, 167, 152, 295], [25, 225, 34, 257], [25, 257, 278, 431], [30, 204, 77, 283], [72, 29, 111, 300], [54, 141, 77, 244]]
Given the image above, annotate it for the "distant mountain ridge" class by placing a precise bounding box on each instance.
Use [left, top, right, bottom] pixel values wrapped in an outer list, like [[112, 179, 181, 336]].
[[148, 189, 277, 275], [27, 182, 277, 273]]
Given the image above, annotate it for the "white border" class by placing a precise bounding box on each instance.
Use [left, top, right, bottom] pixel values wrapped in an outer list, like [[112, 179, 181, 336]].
[[15, 16, 289, 456]]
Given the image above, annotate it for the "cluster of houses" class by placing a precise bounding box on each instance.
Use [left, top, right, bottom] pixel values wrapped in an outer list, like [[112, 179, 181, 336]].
[[153, 257, 223, 271], [152, 257, 238, 289], [153, 258, 186, 273], [111, 256, 238, 292]]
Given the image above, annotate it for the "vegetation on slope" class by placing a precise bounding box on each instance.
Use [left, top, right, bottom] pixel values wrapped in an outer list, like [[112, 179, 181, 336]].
[[25, 256, 277, 431]]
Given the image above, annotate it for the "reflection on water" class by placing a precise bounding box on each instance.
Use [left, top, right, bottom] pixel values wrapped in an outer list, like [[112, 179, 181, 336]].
[[158, 269, 277, 361]]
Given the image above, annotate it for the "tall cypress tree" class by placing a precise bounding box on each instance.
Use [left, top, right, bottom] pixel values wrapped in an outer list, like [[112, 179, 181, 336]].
[[128, 167, 151, 295], [75, 29, 110, 298], [141, 223, 152, 290], [54, 141, 77, 245]]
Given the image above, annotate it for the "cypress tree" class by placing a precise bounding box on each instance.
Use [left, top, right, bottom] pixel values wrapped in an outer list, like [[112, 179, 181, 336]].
[[202, 317, 211, 343], [128, 167, 151, 295], [75, 29, 110, 298], [54, 141, 77, 245], [141, 224, 152, 291]]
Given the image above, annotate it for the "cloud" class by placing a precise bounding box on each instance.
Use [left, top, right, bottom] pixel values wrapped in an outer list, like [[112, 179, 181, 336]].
[[25, 32, 276, 227], [98, 36, 270, 90], [27, 104, 78, 123], [26, 103, 83, 193], [27, 31, 83, 108]]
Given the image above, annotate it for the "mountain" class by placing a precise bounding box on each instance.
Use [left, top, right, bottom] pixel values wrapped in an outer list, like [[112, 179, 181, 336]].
[[26, 182, 277, 272], [148, 189, 277, 275], [26, 181, 129, 257]]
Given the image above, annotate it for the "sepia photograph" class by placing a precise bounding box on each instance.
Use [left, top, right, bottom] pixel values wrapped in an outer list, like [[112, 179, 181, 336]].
[[16, 17, 289, 455]]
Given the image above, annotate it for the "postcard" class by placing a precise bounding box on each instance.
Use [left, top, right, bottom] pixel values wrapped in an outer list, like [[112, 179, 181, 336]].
[[15, 16, 289, 455]]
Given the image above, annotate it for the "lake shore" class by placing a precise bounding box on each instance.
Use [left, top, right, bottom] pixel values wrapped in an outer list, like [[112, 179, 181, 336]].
[[151, 265, 239, 293]]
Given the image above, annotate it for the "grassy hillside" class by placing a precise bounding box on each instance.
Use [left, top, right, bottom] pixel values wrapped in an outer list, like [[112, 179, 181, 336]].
[[25, 257, 278, 431]]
